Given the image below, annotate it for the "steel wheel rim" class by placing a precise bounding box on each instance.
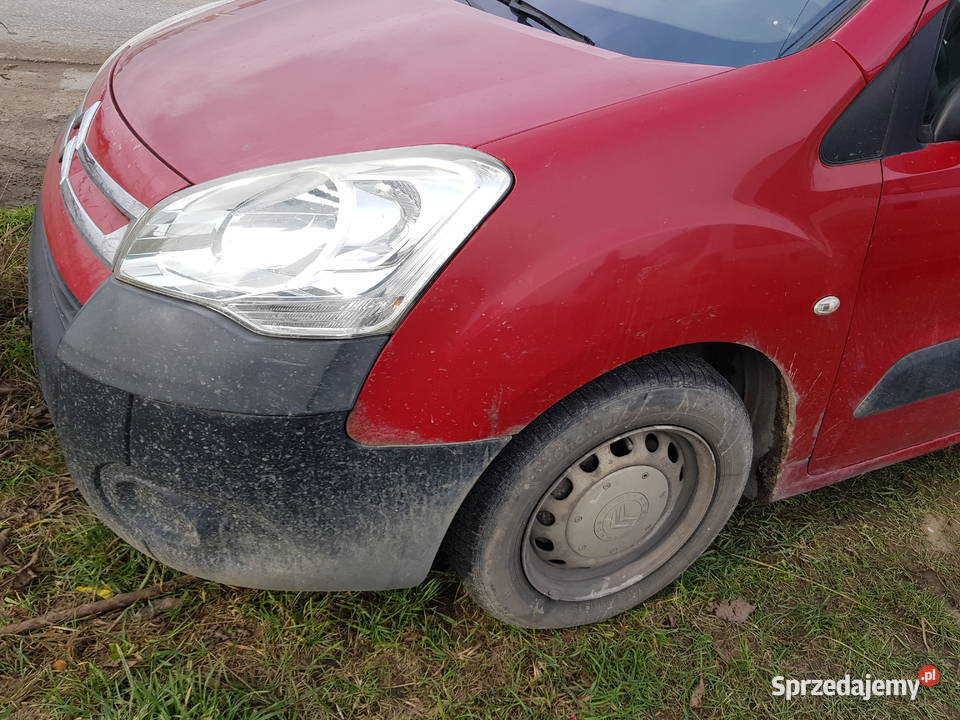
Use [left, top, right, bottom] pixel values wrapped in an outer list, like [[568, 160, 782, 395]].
[[521, 425, 718, 602]]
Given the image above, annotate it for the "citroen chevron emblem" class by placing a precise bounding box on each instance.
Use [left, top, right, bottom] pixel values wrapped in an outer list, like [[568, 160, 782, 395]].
[[595, 492, 650, 541], [608, 503, 641, 529]]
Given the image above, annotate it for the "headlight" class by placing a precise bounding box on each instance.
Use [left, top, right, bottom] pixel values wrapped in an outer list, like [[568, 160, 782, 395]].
[[116, 146, 512, 338]]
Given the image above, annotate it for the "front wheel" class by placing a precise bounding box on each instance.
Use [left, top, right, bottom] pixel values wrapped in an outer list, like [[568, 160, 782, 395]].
[[447, 353, 753, 628]]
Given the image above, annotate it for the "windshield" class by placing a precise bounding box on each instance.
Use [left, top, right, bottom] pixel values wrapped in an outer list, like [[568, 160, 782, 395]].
[[458, 0, 861, 67]]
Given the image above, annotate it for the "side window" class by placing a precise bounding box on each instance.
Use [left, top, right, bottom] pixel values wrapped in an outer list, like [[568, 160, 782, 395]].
[[922, 3, 960, 143], [822, 4, 959, 164], [924, 9, 960, 125]]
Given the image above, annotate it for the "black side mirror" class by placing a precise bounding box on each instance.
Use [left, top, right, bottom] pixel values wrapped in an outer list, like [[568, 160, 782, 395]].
[[926, 82, 960, 142]]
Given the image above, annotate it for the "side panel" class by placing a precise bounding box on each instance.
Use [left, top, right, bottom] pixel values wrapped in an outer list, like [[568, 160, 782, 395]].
[[810, 142, 960, 472], [349, 41, 880, 476]]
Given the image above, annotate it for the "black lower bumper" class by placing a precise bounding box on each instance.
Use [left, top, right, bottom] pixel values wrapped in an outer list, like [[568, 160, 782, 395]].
[[29, 208, 508, 591]]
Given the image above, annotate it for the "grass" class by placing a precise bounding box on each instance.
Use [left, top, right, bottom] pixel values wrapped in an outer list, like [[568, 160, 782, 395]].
[[0, 205, 958, 718]]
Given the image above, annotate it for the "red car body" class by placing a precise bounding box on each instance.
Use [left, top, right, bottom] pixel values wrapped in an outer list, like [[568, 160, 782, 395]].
[[29, 0, 960, 598]]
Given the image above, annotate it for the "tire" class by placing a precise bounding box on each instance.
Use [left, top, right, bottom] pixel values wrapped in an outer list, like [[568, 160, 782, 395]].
[[447, 352, 753, 628]]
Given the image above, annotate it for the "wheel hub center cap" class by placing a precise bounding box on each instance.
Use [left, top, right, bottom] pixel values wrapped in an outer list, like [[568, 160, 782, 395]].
[[566, 466, 669, 558]]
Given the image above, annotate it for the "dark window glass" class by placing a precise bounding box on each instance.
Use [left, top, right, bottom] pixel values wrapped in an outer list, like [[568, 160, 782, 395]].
[[925, 9, 960, 123], [459, 0, 862, 67]]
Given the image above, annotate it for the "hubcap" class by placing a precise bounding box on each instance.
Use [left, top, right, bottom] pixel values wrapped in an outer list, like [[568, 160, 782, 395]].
[[522, 425, 717, 602], [566, 465, 670, 559]]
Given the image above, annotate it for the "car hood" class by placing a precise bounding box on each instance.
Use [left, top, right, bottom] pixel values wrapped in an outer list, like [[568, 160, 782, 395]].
[[112, 0, 724, 184]]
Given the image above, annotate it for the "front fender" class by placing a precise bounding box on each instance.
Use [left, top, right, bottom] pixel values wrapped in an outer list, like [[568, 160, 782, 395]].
[[348, 40, 878, 467]]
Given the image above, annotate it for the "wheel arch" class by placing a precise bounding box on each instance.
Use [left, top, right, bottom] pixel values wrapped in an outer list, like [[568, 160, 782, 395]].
[[436, 342, 793, 571], [671, 342, 794, 502]]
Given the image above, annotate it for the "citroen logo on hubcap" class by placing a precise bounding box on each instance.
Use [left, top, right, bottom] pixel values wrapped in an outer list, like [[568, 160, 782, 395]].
[[594, 492, 650, 541]]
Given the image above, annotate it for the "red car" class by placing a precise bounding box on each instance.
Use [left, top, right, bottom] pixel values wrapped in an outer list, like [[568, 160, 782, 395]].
[[28, 0, 960, 628]]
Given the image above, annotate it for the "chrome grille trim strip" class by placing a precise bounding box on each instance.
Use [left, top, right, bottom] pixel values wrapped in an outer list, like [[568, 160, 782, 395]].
[[58, 103, 137, 264], [59, 109, 82, 160], [76, 143, 148, 219], [59, 170, 128, 264], [75, 102, 148, 219]]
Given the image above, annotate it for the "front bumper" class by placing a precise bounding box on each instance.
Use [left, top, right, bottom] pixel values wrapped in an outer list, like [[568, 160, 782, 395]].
[[29, 206, 508, 590]]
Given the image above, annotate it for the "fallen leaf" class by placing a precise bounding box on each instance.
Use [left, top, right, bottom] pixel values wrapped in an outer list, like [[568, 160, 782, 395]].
[[11, 567, 38, 589], [689, 677, 705, 708], [708, 599, 755, 623], [713, 636, 740, 662], [75, 585, 114, 599]]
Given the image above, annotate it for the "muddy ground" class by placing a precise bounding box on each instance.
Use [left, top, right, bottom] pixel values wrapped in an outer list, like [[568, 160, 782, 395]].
[[0, 60, 96, 209]]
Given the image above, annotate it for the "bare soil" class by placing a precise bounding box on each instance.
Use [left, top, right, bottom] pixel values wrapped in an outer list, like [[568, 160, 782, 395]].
[[0, 59, 96, 209]]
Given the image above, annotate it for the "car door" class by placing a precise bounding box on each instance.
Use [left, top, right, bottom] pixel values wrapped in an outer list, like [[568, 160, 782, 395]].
[[811, 2, 960, 473]]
